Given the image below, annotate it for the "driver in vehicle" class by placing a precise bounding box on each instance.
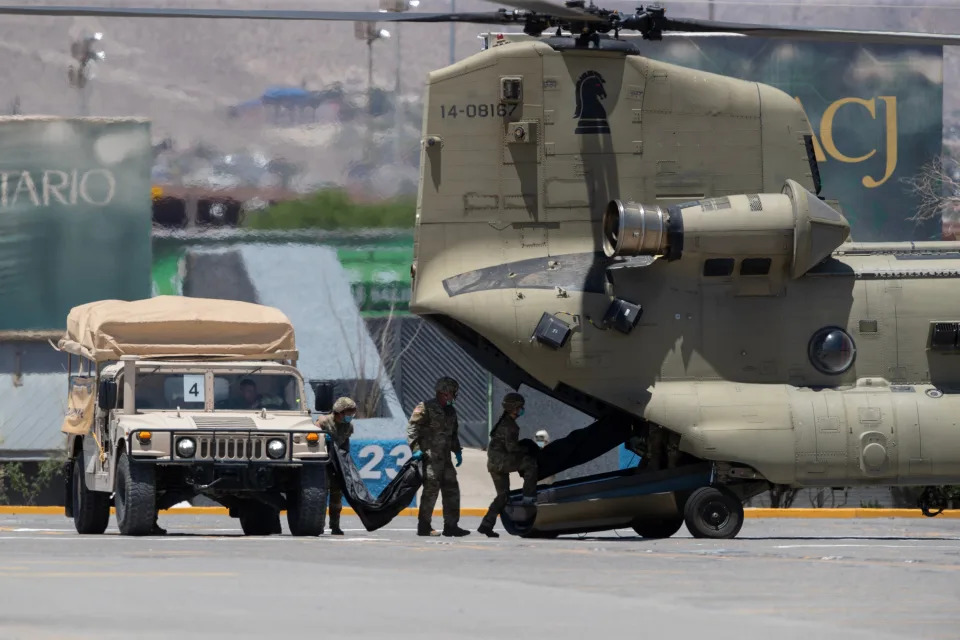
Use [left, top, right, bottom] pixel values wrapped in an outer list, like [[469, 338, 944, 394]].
[[239, 378, 289, 409], [227, 378, 287, 410], [238, 379, 263, 408]]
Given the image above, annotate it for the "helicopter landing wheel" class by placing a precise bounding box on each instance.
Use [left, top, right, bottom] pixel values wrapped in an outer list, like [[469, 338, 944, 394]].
[[683, 486, 744, 539]]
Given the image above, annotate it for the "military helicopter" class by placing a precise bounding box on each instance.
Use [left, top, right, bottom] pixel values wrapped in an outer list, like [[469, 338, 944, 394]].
[[6, 1, 960, 539]]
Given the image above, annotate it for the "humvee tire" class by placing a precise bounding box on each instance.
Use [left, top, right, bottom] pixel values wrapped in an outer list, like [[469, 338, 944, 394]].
[[115, 451, 157, 536], [71, 450, 110, 535], [287, 464, 327, 536], [683, 486, 744, 539], [632, 516, 684, 539], [240, 502, 282, 535]]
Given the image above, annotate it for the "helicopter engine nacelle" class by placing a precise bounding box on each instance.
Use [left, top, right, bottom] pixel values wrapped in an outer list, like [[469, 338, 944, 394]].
[[603, 179, 852, 278]]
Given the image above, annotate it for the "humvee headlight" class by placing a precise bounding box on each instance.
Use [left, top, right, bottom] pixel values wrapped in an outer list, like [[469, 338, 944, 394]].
[[136, 431, 152, 444], [176, 437, 196, 458], [266, 438, 286, 459]]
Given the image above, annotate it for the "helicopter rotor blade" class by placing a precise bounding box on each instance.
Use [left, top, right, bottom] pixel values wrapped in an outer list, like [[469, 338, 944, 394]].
[[474, 0, 605, 22], [0, 4, 517, 24], [661, 17, 960, 47], [0, 3, 958, 45]]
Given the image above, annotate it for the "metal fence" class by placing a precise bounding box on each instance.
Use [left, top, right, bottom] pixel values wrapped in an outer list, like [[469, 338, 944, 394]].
[[367, 315, 493, 448]]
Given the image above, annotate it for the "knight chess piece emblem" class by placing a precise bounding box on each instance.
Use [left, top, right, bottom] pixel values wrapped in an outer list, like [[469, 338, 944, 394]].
[[574, 70, 610, 134]]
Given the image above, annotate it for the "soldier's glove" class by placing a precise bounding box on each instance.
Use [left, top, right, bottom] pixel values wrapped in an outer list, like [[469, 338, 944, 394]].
[[455, 450, 463, 467], [411, 450, 423, 461], [323, 432, 332, 443]]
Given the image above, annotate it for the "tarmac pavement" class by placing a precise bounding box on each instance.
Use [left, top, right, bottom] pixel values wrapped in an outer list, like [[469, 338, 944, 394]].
[[0, 513, 958, 639]]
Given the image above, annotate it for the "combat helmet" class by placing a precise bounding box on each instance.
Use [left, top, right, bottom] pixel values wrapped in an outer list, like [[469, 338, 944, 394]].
[[435, 376, 459, 394], [332, 397, 357, 413], [502, 392, 525, 411]]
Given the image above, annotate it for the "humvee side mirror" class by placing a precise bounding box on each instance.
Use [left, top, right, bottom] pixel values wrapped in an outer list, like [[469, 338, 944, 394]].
[[312, 381, 334, 413], [98, 379, 117, 411]]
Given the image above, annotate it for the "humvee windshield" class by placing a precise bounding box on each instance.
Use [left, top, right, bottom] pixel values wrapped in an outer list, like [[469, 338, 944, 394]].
[[214, 373, 301, 411], [135, 371, 302, 411]]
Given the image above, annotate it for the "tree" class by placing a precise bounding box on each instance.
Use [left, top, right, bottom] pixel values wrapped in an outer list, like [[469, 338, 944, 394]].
[[900, 155, 960, 224], [768, 485, 800, 508], [321, 275, 422, 419], [0, 455, 66, 506], [806, 487, 848, 509]]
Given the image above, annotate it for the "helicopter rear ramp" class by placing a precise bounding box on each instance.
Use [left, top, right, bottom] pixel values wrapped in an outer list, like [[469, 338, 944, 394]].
[[491, 415, 718, 538], [501, 462, 714, 538]]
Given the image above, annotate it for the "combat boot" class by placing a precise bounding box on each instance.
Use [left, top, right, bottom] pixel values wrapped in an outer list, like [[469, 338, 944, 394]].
[[418, 523, 440, 536], [477, 524, 499, 538], [329, 511, 344, 536], [442, 524, 471, 537]]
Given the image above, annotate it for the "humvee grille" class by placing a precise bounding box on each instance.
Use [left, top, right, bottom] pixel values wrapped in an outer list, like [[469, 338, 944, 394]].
[[193, 432, 274, 461]]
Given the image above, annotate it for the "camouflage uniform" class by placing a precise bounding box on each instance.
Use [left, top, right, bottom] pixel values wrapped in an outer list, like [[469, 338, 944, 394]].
[[407, 378, 462, 531], [644, 424, 680, 471], [479, 393, 538, 531], [317, 397, 356, 532]]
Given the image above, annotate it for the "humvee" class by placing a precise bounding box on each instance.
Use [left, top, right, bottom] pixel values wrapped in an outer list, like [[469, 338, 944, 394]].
[[58, 296, 329, 536]]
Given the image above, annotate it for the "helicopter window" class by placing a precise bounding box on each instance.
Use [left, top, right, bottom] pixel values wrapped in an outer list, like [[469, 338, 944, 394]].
[[703, 258, 734, 277], [804, 135, 823, 196], [740, 258, 771, 276], [500, 77, 522, 103], [808, 327, 856, 375]]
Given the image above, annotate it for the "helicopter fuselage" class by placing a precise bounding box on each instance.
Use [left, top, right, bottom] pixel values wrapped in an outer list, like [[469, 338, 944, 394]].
[[411, 38, 960, 490]]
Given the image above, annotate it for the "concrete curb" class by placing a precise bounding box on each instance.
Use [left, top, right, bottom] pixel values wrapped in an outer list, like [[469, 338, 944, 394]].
[[2, 506, 959, 518]]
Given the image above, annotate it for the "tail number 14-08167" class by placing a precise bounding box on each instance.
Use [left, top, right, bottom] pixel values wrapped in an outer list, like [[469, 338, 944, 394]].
[[441, 104, 518, 118]]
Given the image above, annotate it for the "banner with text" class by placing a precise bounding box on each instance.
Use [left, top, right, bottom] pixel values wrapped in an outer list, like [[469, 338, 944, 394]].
[[340, 439, 417, 508], [650, 37, 943, 242], [0, 118, 153, 331]]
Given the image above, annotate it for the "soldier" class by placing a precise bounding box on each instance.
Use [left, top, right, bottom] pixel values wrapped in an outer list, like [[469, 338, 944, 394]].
[[316, 396, 357, 535], [643, 424, 680, 471], [238, 379, 263, 409], [407, 376, 470, 537], [477, 392, 538, 538]]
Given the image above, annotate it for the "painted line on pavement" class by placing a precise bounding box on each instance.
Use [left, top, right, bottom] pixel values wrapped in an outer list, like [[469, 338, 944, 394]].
[[773, 543, 960, 549], [3, 506, 960, 518], [0, 571, 237, 578], [0, 536, 398, 544]]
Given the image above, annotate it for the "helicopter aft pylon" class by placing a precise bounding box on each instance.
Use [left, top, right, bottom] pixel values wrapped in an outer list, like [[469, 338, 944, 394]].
[[3, 0, 960, 537]]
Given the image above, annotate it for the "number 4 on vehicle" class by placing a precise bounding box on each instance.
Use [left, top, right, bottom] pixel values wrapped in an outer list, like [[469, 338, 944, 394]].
[[183, 374, 205, 402]]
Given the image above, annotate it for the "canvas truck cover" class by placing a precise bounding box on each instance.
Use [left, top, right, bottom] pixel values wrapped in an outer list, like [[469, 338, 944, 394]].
[[57, 296, 297, 362]]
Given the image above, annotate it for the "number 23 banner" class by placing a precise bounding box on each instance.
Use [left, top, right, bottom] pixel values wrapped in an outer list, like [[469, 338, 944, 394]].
[[343, 440, 417, 507]]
